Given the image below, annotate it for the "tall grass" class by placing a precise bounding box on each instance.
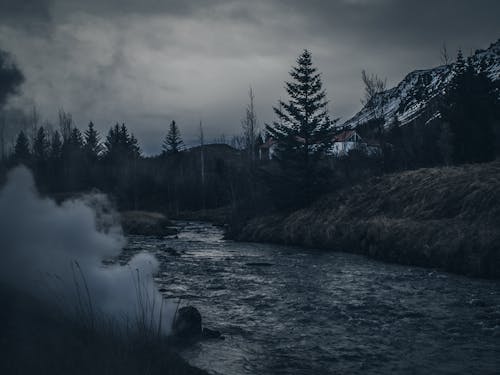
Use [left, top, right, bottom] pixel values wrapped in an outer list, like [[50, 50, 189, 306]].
[[0, 263, 206, 374], [236, 161, 500, 278]]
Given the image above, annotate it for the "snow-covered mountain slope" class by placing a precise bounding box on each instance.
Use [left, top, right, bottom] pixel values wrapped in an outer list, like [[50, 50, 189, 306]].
[[342, 39, 500, 129]]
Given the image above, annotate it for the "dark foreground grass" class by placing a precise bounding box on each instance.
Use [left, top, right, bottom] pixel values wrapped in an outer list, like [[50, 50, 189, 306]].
[[0, 284, 208, 375], [235, 161, 500, 278]]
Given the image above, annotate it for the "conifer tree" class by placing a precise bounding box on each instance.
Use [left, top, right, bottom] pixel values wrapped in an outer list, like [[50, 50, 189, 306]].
[[265, 50, 336, 207], [83, 121, 102, 160], [162, 120, 184, 155], [441, 53, 499, 164], [33, 126, 50, 162], [63, 128, 83, 154], [50, 131, 62, 160], [128, 133, 141, 159], [266, 50, 334, 163], [104, 123, 141, 161], [13, 130, 30, 163]]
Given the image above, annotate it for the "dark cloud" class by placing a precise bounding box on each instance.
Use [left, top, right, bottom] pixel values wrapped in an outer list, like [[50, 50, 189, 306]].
[[0, 0, 498, 154], [0, 0, 53, 32], [0, 49, 24, 108]]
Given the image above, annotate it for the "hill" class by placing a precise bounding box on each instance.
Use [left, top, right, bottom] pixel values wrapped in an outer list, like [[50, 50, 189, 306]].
[[234, 161, 500, 278], [342, 39, 500, 129]]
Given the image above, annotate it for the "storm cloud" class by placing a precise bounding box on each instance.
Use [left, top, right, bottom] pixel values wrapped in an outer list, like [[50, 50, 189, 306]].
[[0, 48, 24, 108], [0, 0, 499, 153]]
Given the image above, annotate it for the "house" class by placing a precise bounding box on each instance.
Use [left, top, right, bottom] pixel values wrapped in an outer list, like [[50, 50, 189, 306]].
[[258, 136, 306, 161], [328, 130, 381, 157], [259, 130, 381, 160], [258, 138, 277, 160]]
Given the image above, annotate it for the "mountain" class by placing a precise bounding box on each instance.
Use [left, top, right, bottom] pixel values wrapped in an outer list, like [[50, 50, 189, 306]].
[[342, 39, 500, 129]]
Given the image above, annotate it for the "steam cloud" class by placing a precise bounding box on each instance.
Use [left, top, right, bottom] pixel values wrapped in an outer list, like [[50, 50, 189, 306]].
[[0, 167, 173, 334]]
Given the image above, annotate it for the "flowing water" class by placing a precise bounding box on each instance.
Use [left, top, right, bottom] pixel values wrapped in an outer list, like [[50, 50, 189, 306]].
[[123, 222, 500, 375]]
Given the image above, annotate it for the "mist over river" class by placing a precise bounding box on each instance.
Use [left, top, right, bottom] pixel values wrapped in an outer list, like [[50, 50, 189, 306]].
[[120, 222, 500, 375]]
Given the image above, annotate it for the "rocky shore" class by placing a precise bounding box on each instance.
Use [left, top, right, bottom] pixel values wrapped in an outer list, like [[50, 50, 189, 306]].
[[233, 161, 500, 278]]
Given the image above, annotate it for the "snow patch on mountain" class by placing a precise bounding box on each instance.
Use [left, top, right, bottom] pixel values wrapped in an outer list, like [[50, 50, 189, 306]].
[[342, 39, 500, 129]]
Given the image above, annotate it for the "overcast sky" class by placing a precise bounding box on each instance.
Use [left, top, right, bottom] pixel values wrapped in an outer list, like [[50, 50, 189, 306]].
[[1, 0, 499, 153]]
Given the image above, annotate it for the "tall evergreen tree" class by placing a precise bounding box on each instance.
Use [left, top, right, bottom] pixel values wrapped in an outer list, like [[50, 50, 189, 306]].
[[128, 133, 141, 159], [162, 120, 184, 155], [265, 50, 335, 207], [104, 123, 141, 161], [62, 127, 84, 157], [50, 131, 62, 160], [83, 121, 102, 160], [33, 126, 50, 162], [266, 50, 334, 163], [441, 53, 499, 164], [13, 130, 30, 163]]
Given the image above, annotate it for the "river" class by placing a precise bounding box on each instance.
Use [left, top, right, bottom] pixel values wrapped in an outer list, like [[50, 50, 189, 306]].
[[123, 222, 500, 375]]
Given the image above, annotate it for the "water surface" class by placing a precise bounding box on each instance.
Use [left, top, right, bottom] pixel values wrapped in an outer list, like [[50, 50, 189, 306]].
[[124, 222, 500, 375]]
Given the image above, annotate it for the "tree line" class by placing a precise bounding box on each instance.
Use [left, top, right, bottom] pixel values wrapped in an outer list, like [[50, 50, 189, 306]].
[[1, 47, 499, 218]]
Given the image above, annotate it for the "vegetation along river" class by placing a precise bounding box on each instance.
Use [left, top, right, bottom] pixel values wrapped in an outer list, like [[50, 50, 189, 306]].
[[121, 222, 500, 375]]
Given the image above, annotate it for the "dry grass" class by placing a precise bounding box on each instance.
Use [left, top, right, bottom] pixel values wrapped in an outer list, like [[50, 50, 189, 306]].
[[0, 283, 207, 375], [237, 161, 500, 278]]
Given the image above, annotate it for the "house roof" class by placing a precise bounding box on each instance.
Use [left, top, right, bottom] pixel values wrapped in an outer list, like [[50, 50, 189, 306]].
[[259, 138, 276, 149], [259, 136, 307, 149], [333, 130, 359, 143]]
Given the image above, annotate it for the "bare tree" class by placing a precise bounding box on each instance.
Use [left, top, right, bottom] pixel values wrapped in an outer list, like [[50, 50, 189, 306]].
[[361, 70, 388, 138], [440, 42, 450, 65], [58, 109, 73, 142], [230, 135, 245, 150], [361, 70, 386, 107], [0, 114, 6, 161], [213, 134, 227, 144], [199, 120, 206, 210], [28, 105, 40, 147], [241, 86, 258, 163]]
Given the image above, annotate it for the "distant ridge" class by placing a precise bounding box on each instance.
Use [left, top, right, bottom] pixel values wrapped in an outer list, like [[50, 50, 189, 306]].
[[341, 39, 500, 129]]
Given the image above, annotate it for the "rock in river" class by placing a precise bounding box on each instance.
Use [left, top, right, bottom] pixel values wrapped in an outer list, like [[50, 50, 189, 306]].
[[173, 306, 202, 340], [120, 211, 178, 236]]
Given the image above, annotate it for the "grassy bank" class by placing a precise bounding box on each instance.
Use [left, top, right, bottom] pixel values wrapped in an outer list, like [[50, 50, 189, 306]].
[[233, 161, 500, 278], [0, 284, 207, 375]]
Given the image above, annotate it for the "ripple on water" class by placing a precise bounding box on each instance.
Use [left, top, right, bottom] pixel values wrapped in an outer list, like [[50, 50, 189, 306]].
[[123, 222, 500, 375]]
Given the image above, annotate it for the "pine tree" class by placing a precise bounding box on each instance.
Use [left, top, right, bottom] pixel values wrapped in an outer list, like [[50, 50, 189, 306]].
[[83, 121, 102, 160], [162, 120, 184, 155], [33, 126, 50, 162], [68, 127, 84, 149], [104, 123, 141, 161], [266, 50, 334, 163], [265, 50, 336, 207], [128, 133, 141, 159], [441, 53, 499, 164], [50, 131, 62, 160], [13, 130, 30, 163]]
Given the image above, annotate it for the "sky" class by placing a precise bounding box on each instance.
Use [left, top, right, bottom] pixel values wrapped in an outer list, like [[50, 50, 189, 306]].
[[0, 0, 499, 154]]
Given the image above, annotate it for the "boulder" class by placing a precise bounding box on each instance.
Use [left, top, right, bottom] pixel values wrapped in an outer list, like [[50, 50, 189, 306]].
[[172, 306, 202, 340], [165, 247, 181, 256], [121, 211, 178, 236], [201, 327, 222, 339]]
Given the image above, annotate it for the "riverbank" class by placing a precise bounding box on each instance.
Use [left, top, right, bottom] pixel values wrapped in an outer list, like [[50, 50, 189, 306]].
[[232, 161, 500, 278], [0, 284, 208, 375]]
